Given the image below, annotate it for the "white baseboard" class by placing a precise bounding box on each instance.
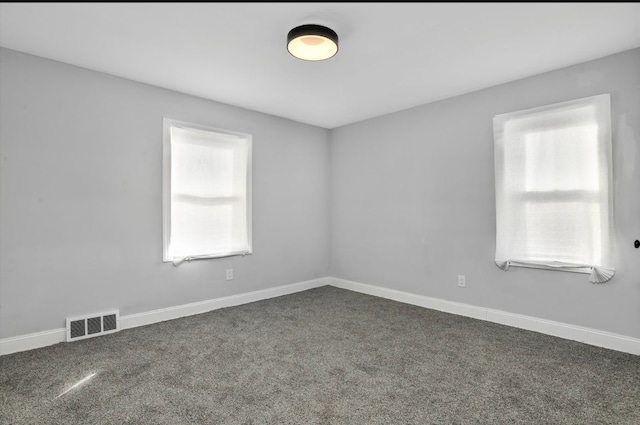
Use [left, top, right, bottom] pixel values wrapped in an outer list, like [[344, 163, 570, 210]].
[[330, 276, 487, 320], [3, 276, 638, 356], [0, 277, 329, 356], [329, 277, 640, 356], [485, 308, 640, 356], [120, 277, 329, 330], [0, 328, 66, 356]]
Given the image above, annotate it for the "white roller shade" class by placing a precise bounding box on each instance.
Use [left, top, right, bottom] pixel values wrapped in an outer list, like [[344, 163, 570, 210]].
[[163, 119, 252, 265], [493, 94, 614, 283]]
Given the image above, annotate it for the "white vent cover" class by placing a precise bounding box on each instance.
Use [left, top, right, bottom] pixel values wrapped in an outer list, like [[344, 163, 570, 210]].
[[66, 310, 120, 342]]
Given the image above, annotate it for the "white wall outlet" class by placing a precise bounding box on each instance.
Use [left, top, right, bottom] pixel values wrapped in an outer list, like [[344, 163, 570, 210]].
[[226, 269, 233, 281], [457, 275, 466, 287]]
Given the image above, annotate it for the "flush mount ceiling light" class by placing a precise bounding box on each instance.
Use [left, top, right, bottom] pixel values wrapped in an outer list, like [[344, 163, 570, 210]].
[[287, 24, 339, 61]]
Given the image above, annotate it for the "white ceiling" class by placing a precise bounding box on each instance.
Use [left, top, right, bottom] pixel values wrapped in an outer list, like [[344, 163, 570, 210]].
[[1, 3, 639, 129]]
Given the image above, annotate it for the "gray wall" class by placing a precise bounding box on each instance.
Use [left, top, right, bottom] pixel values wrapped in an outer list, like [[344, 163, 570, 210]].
[[330, 48, 640, 338], [2, 46, 638, 342], [0, 48, 330, 339]]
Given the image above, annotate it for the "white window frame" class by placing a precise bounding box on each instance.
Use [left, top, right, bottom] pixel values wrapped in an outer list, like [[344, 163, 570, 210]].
[[162, 118, 252, 264], [493, 94, 614, 283]]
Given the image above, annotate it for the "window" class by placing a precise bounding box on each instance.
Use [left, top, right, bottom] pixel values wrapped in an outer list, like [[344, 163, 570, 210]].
[[493, 94, 614, 283], [163, 118, 252, 265]]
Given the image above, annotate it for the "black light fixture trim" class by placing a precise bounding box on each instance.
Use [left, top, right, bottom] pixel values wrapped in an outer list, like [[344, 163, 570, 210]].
[[287, 24, 339, 61]]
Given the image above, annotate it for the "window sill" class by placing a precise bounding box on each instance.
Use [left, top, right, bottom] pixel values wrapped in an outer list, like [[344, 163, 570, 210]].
[[164, 251, 252, 266]]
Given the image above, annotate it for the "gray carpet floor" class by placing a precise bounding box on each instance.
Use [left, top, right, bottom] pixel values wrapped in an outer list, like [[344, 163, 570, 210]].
[[1, 285, 639, 425]]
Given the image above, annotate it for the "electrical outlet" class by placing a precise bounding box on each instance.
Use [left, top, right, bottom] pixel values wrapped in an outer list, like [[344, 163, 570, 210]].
[[226, 269, 233, 281], [457, 275, 466, 287]]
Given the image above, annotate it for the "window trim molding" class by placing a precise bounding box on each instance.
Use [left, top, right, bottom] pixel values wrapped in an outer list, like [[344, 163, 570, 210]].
[[162, 118, 253, 264]]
